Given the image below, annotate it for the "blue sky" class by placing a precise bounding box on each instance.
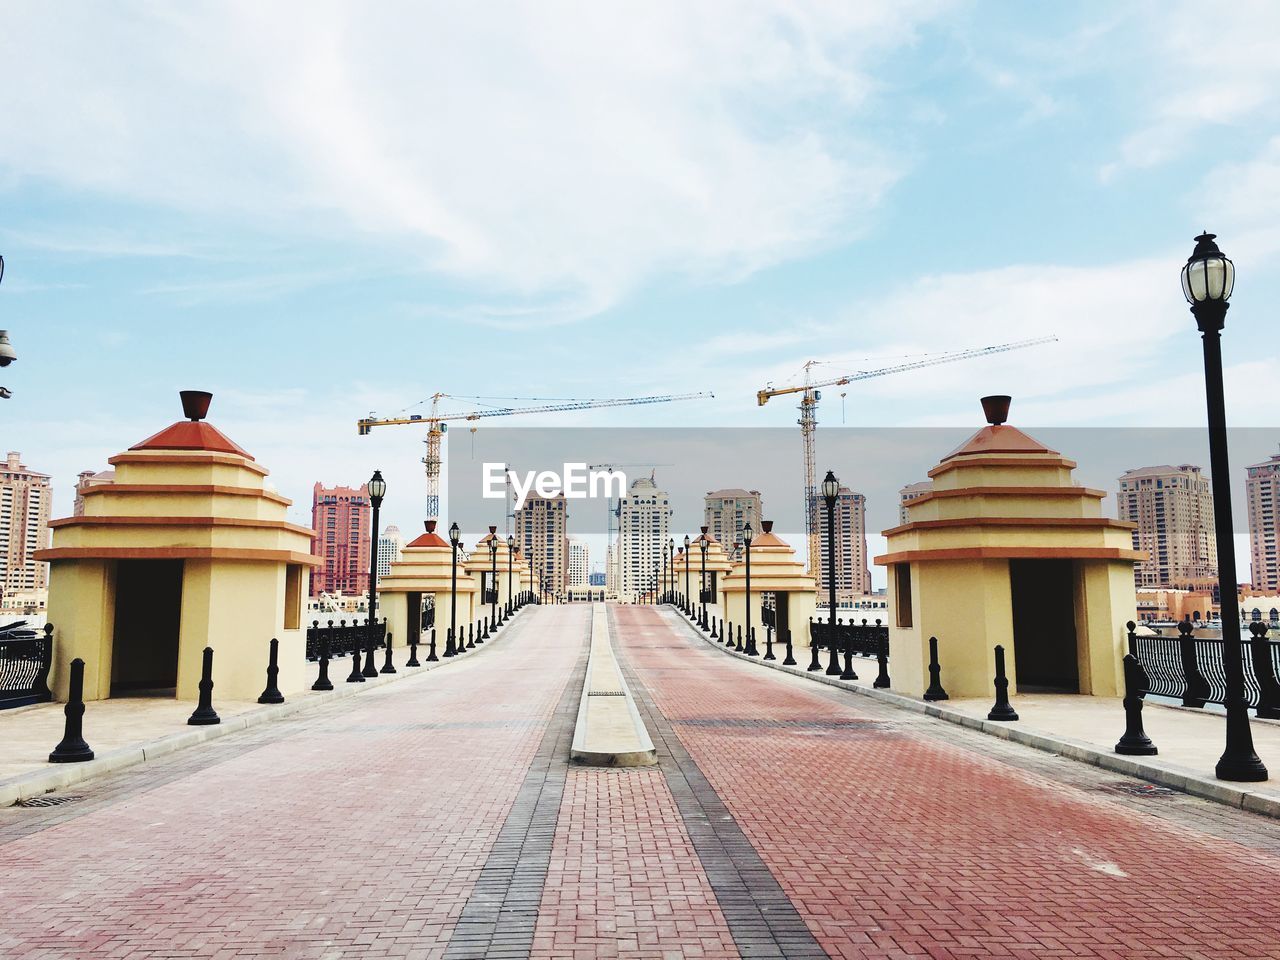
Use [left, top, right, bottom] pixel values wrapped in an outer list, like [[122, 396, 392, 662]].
[[4, 0, 1280, 557]]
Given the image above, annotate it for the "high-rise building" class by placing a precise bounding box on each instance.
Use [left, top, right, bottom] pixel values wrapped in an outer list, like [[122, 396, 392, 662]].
[[377, 524, 405, 578], [1247, 449, 1280, 591], [703, 488, 762, 555], [1117, 464, 1217, 589], [898, 481, 932, 526], [517, 493, 569, 594], [73, 468, 115, 516], [813, 485, 870, 602], [310, 482, 371, 596], [619, 474, 672, 602], [0, 452, 52, 603], [568, 538, 589, 587]]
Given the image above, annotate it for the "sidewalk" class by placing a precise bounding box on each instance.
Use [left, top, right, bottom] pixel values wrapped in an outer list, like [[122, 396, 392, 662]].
[[0, 613, 526, 806], [668, 609, 1280, 819]]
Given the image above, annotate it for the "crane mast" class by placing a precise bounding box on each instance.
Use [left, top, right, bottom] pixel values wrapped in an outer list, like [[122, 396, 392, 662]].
[[758, 336, 1056, 582]]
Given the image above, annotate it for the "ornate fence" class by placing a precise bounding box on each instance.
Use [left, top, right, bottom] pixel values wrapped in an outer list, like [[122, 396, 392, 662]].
[[0, 621, 53, 709], [810, 618, 889, 659], [1129, 622, 1280, 717], [305, 619, 387, 661]]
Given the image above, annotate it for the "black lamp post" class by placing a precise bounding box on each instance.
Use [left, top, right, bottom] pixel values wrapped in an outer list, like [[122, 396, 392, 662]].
[[489, 534, 498, 627], [1183, 232, 1267, 782], [506, 535, 516, 615], [447, 522, 460, 657], [822, 470, 841, 676], [364, 470, 387, 677], [699, 533, 709, 625], [743, 522, 756, 655], [684, 533, 691, 612]]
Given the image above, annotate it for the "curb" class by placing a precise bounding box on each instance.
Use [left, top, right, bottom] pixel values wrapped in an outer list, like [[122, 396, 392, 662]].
[[571, 604, 657, 768], [666, 610, 1280, 821], [2, 608, 532, 807]]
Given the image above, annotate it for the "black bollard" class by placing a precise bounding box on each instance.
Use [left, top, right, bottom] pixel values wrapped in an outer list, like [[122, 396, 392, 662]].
[[381, 630, 397, 674], [987, 645, 1018, 721], [49, 658, 94, 763], [258, 638, 284, 704], [443, 626, 456, 658], [736, 624, 744, 653], [783, 627, 796, 666], [312, 634, 334, 691], [427, 627, 439, 662], [923, 636, 948, 701], [467, 623, 475, 649], [189, 647, 222, 724], [841, 629, 857, 681], [764, 624, 776, 661], [1115, 653, 1158, 755], [826, 617, 842, 676], [406, 630, 421, 668], [347, 648, 365, 683], [362, 618, 379, 678], [747, 626, 758, 657], [1249, 622, 1280, 719], [807, 618, 822, 672], [873, 619, 890, 689], [479, 616, 488, 642], [710, 616, 719, 640]]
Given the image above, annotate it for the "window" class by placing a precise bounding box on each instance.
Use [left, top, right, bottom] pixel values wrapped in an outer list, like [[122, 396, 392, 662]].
[[895, 563, 913, 628], [284, 565, 303, 630]]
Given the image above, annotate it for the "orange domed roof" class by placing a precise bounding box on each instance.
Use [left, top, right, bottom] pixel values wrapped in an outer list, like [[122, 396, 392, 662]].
[[129, 391, 253, 459]]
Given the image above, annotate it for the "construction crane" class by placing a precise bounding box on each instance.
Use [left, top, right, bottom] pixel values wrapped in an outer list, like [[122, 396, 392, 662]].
[[756, 336, 1057, 577], [358, 393, 712, 522]]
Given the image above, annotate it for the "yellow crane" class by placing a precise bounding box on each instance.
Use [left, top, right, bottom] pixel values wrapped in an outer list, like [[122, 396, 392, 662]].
[[358, 392, 711, 522], [756, 336, 1057, 577]]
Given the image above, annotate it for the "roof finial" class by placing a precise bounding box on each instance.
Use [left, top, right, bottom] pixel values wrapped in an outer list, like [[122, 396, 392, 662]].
[[980, 395, 1011, 426], [180, 390, 213, 422]]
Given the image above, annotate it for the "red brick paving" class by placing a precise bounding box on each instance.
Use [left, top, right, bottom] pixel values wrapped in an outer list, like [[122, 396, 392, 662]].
[[532, 767, 737, 960], [614, 605, 1280, 960], [0, 606, 588, 960]]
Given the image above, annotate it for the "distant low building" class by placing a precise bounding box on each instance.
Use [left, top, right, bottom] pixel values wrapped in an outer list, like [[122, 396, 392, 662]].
[[588, 570, 606, 586]]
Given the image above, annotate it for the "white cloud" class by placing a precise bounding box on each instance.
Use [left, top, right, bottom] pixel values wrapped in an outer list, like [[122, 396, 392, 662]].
[[0, 0, 947, 320], [1102, 0, 1280, 180]]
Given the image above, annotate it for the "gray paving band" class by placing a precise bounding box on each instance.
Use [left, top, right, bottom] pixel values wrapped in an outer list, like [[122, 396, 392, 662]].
[[611, 609, 830, 960], [442, 634, 590, 960]]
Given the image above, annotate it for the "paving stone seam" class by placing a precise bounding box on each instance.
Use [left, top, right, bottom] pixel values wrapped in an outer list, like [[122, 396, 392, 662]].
[[442, 616, 591, 960], [1, 608, 535, 809], [666, 608, 1280, 822], [610, 607, 832, 960]]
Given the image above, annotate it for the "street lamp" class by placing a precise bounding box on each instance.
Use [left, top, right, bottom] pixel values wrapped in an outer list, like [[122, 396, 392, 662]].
[[743, 522, 756, 655], [366, 470, 387, 676], [506, 535, 516, 615], [446, 522, 461, 656], [822, 470, 843, 676], [1182, 232, 1267, 782], [489, 533, 498, 629], [683, 533, 691, 613], [699, 531, 709, 627], [0, 255, 16, 400]]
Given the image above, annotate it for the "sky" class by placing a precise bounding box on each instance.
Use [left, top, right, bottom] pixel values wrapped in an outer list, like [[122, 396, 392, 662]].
[[3, 1, 1280, 577]]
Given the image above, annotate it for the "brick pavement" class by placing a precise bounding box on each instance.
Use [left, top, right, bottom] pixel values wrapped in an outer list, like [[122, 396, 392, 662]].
[[0, 606, 588, 960], [613, 605, 1280, 960]]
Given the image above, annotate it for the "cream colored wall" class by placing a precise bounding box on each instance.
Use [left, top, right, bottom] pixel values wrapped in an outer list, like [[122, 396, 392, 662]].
[[179, 559, 306, 701], [786, 590, 817, 647], [1073, 560, 1133, 697], [47, 559, 117, 701]]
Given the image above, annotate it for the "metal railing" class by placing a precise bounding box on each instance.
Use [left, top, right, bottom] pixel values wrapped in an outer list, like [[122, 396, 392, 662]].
[[306, 619, 387, 661], [810, 617, 888, 659], [1128, 622, 1280, 715], [0, 620, 53, 709]]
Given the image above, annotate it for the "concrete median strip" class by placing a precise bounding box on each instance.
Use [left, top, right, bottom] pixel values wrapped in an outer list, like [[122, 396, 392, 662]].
[[570, 603, 657, 767]]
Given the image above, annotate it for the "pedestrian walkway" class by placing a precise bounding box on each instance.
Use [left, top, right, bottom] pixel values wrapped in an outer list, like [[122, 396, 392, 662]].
[[2, 604, 1279, 959]]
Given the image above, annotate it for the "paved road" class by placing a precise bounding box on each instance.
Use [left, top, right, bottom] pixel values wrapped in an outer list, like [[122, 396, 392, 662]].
[[3, 604, 1280, 959]]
